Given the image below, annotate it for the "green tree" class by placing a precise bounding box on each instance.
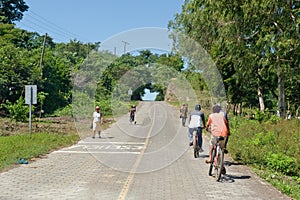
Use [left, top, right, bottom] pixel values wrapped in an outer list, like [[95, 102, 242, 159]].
[[0, 0, 28, 24], [169, 0, 300, 115], [156, 53, 184, 72]]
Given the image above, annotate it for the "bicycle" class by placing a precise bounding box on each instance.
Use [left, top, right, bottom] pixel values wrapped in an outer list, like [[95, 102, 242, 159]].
[[208, 136, 226, 181], [193, 130, 199, 158]]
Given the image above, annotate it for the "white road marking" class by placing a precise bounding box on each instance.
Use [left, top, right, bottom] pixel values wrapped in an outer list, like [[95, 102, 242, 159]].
[[78, 141, 145, 145], [53, 141, 145, 154], [53, 150, 140, 154]]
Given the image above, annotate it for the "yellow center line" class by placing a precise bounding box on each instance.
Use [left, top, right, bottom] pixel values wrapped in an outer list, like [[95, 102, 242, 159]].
[[118, 103, 156, 200]]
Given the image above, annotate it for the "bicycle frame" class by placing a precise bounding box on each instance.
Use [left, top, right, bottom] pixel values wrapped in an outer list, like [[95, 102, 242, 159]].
[[208, 136, 225, 181]]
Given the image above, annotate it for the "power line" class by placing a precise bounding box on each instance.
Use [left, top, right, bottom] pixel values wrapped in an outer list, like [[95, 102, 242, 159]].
[[29, 11, 81, 39], [18, 19, 70, 41], [17, 10, 90, 43], [26, 12, 75, 38], [17, 21, 66, 42]]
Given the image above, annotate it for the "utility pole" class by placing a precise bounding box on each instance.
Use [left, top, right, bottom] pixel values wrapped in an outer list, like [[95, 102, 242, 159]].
[[39, 33, 47, 78], [122, 40, 129, 54]]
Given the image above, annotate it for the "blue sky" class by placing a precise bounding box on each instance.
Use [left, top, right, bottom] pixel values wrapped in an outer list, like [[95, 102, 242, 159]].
[[15, 0, 185, 100], [16, 0, 184, 44]]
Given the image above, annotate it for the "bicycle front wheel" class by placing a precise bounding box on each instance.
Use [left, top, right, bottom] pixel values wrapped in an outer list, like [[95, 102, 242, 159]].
[[215, 148, 224, 181]]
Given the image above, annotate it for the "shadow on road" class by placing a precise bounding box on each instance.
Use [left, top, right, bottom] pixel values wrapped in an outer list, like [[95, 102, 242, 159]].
[[224, 160, 244, 166], [100, 136, 115, 139], [199, 154, 209, 158], [216, 161, 251, 183], [220, 174, 251, 183]]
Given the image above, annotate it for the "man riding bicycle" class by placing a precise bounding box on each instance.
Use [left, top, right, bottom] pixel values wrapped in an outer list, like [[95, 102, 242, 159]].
[[187, 104, 205, 153], [205, 104, 230, 163]]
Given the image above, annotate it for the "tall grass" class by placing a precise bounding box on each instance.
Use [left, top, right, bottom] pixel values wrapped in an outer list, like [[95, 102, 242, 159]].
[[228, 116, 300, 199]]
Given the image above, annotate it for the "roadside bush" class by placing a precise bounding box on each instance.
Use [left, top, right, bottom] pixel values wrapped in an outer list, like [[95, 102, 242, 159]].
[[265, 152, 298, 176], [250, 132, 275, 146], [229, 117, 299, 167], [97, 99, 113, 116], [254, 109, 268, 123], [97, 99, 131, 117], [267, 115, 281, 125], [0, 96, 31, 122], [52, 104, 73, 117]]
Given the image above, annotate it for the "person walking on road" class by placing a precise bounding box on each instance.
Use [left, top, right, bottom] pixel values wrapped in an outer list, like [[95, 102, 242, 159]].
[[180, 103, 188, 127], [187, 104, 205, 152], [92, 105, 103, 138], [129, 105, 137, 124], [205, 104, 230, 163]]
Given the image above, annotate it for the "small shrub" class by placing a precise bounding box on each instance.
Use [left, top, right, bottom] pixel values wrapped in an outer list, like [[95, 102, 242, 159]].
[[265, 152, 298, 176], [249, 131, 276, 152], [1, 96, 32, 122], [53, 104, 73, 117], [254, 109, 267, 123], [97, 99, 113, 116], [268, 115, 281, 124]]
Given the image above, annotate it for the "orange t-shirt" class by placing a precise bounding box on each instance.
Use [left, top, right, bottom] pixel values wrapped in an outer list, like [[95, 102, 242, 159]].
[[206, 113, 229, 137]]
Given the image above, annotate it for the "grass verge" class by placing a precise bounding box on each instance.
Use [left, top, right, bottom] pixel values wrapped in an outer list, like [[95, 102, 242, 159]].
[[228, 116, 300, 199], [251, 167, 300, 200], [0, 132, 79, 172]]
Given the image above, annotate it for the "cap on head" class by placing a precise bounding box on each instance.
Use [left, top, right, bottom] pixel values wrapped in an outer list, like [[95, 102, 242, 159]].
[[96, 106, 100, 110], [195, 104, 201, 111]]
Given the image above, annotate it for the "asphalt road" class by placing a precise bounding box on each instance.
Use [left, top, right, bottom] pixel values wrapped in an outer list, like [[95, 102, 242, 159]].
[[0, 101, 292, 200]]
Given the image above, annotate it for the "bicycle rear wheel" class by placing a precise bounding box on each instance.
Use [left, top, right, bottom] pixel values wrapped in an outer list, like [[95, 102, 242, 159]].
[[215, 148, 224, 181], [208, 148, 216, 176], [193, 133, 199, 158]]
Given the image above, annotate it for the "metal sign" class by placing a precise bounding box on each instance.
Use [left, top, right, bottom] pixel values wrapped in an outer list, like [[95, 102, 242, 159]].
[[25, 85, 37, 104], [128, 88, 133, 95]]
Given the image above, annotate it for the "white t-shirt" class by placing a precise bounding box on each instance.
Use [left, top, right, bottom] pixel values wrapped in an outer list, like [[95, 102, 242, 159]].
[[188, 110, 204, 128], [93, 112, 101, 122]]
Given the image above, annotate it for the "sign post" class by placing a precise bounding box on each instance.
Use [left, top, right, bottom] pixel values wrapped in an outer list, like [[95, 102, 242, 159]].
[[25, 85, 37, 138], [128, 88, 133, 101]]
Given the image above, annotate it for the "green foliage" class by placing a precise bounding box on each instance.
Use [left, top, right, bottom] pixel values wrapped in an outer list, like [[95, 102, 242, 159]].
[[229, 117, 300, 197], [97, 99, 113, 116], [253, 168, 300, 200], [254, 109, 267, 123], [267, 115, 281, 125], [0, 0, 29, 24], [72, 91, 94, 119], [1, 96, 30, 122], [250, 131, 276, 146], [169, 0, 300, 112], [52, 104, 73, 117], [250, 109, 281, 124], [265, 152, 298, 176], [96, 51, 185, 103], [0, 24, 103, 117], [37, 91, 48, 117]]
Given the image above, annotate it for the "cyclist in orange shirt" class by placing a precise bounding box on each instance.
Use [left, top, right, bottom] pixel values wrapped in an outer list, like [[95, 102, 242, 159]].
[[205, 104, 230, 163]]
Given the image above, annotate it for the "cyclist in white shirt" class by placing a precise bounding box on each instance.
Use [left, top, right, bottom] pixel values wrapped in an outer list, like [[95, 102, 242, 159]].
[[187, 104, 206, 152]]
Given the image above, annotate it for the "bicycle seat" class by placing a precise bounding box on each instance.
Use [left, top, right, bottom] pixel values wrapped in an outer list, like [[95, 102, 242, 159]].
[[217, 136, 225, 148], [217, 136, 224, 141]]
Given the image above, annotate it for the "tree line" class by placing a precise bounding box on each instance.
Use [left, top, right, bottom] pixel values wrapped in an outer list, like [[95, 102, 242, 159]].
[[169, 0, 300, 118], [1, 0, 300, 121]]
